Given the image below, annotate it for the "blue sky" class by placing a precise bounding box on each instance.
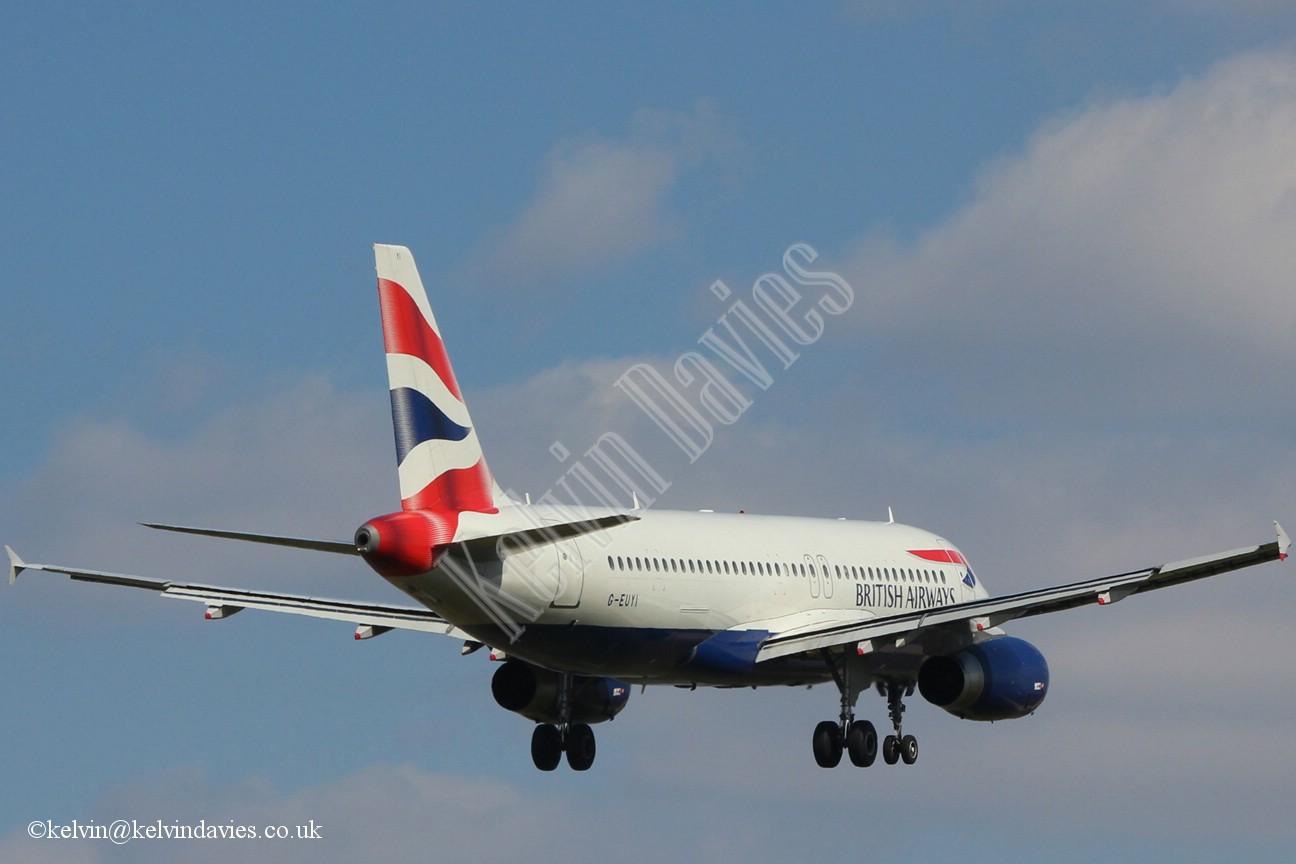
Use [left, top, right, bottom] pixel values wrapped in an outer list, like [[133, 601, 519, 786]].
[[3, 3, 1296, 862]]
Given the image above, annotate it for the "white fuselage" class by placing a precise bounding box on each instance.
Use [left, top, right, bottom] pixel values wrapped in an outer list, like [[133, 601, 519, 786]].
[[384, 507, 990, 685]]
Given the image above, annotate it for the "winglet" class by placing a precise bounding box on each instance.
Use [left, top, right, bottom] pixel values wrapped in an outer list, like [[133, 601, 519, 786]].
[[1277, 522, 1290, 562], [6, 546, 26, 586]]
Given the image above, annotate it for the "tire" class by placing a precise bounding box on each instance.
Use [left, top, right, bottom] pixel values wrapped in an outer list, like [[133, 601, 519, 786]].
[[900, 734, 918, 765], [847, 720, 878, 767], [531, 724, 562, 771], [812, 720, 843, 768], [565, 723, 597, 771], [882, 734, 900, 765]]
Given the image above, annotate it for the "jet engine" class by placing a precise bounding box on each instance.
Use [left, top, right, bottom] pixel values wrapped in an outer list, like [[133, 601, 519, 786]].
[[490, 660, 630, 724], [918, 636, 1049, 721]]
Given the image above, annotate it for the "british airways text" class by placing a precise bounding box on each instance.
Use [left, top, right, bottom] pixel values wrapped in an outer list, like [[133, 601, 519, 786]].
[[856, 582, 958, 609]]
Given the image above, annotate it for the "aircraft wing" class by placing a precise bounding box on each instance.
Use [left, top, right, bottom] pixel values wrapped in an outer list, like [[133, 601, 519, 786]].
[[5, 546, 465, 641], [756, 522, 1291, 663]]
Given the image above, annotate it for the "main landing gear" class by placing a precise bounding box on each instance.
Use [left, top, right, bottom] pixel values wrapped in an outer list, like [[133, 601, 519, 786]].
[[530, 672, 598, 771], [531, 722, 596, 771], [812, 651, 917, 769]]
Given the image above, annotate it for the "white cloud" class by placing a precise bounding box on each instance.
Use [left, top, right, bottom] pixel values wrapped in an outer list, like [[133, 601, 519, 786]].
[[2, 373, 397, 613], [466, 103, 737, 289], [845, 50, 1296, 432]]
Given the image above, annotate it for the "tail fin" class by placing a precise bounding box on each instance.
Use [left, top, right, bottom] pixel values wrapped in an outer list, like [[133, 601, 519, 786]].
[[374, 244, 505, 514]]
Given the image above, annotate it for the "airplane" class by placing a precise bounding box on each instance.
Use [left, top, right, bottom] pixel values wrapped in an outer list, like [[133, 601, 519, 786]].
[[7, 243, 1290, 772]]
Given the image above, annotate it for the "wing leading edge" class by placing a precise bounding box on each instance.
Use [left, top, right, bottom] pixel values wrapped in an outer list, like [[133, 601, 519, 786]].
[[756, 522, 1291, 663]]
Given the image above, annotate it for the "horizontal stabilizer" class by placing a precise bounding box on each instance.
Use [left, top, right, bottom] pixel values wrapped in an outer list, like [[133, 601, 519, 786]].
[[142, 523, 358, 555], [469, 511, 640, 550]]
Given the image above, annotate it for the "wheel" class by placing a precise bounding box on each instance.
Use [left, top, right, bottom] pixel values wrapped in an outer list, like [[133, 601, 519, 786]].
[[846, 720, 877, 767], [900, 734, 918, 765], [565, 723, 596, 771], [812, 720, 843, 768], [882, 734, 900, 765], [531, 724, 562, 771]]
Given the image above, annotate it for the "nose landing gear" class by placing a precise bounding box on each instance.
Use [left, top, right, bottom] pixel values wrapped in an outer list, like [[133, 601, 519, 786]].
[[879, 679, 918, 766]]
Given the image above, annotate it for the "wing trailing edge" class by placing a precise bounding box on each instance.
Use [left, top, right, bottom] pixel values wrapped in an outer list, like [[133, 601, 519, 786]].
[[5, 550, 463, 638]]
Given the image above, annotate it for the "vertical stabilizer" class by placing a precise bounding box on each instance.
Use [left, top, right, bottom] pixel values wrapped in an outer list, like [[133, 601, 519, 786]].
[[374, 244, 504, 513]]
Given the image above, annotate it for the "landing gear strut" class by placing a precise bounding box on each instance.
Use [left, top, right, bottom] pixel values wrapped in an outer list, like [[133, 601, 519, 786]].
[[811, 652, 916, 768], [530, 672, 597, 772], [879, 680, 918, 766], [813, 650, 877, 768]]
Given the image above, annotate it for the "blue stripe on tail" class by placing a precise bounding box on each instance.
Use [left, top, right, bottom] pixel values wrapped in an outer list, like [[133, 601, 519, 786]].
[[389, 387, 471, 465]]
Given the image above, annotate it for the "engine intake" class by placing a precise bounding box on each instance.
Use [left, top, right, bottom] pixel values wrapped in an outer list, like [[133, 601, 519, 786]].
[[918, 636, 1049, 721], [491, 660, 630, 725]]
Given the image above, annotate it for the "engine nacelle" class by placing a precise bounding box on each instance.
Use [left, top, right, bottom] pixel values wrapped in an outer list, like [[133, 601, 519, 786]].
[[491, 660, 630, 725], [918, 636, 1049, 721]]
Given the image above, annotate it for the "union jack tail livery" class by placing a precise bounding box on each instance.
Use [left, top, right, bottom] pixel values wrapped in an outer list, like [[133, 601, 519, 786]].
[[374, 244, 503, 515]]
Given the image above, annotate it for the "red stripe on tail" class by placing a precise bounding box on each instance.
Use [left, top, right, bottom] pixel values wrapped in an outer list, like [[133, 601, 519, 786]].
[[401, 458, 498, 514], [378, 278, 462, 400]]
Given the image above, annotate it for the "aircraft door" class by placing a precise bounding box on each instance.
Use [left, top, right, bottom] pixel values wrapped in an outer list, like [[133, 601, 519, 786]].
[[817, 554, 833, 599], [547, 529, 585, 609], [805, 554, 819, 598]]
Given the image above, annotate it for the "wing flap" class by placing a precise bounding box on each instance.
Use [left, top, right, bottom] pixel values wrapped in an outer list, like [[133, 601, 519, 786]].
[[7, 554, 461, 637]]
